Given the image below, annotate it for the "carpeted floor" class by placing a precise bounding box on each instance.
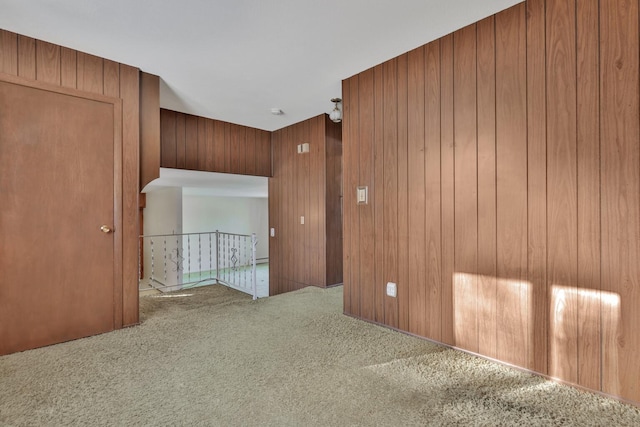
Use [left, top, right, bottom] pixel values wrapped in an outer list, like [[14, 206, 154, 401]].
[[1, 285, 639, 426]]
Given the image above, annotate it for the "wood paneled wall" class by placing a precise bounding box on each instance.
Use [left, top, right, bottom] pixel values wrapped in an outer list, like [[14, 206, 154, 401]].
[[342, 0, 640, 405], [0, 29, 141, 326], [269, 114, 342, 295], [159, 108, 271, 177], [140, 72, 160, 189]]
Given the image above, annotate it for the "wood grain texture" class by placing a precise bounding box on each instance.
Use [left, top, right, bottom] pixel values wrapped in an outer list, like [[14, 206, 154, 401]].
[[77, 52, 103, 94], [342, 78, 352, 315], [341, 0, 640, 407], [0, 32, 140, 332], [175, 113, 187, 169], [197, 117, 207, 171], [212, 120, 225, 172], [576, 0, 601, 391], [244, 127, 256, 175], [160, 109, 177, 168], [495, 3, 529, 368], [424, 41, 442, 341], [407, 47, 427, 337], [119, 64, 140, 327], [358, 69, 376, 320], [373, 64, 386, 324], [60, 47, 77, 89], [35, 40, 60, 85], [17, 35, 36, 80], [269, 114, 342, 295], [526, 0, 548, 375], [440, 34, 455, 345], [397, 53, 410, 332], [325, 118, 343, 286], [476, 16, 498, 359], [185, 115, 198, 170], [547, 0, 579, 383], [140, 72, 160, 189], [102, 60, 120, 98], [309, 117, 323, 286], [0, 30, 18, 75], [453, 24, 478, 352], [383, 58, 399, 329], [600, 0, 640, 403]]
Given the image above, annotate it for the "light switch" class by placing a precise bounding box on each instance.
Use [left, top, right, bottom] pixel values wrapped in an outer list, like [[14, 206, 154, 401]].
[[270, 228, 275, 237], [300, 216, 305, 225], [357, 186, 368, 204]]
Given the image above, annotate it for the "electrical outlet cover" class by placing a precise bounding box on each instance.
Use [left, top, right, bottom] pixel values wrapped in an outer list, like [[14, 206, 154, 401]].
[[386, 282, 397, 298]]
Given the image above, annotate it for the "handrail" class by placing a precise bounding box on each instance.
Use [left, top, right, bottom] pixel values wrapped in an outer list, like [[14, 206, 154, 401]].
[[138, 230, 258, 299]]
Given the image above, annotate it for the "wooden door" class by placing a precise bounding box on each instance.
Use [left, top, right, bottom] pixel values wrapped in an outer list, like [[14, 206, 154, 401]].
[[0, 75, 122, 355]]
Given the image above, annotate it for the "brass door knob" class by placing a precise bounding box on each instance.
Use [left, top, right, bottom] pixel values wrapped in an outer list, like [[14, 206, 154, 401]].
[[100, 225, 114, 234]]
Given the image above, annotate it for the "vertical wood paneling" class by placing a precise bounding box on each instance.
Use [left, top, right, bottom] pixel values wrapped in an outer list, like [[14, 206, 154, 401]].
[[35, 40, 60, 85], [0, 30, 18, 75], [160, 109, 177, 168], [476, 16, 498, 359], [326, 118, 343, 286], [197, 117, 207, 171], [547, 0, 579, 384], [174, 113, 186, 169], [262, 130, 273, 176], [119, 64, 140, 327], [60, 47, 77, 89], [453, 25, 478, 352], [234, 125, 246, 175], [495, 4, 528, 367], [342, 0, 640, 407], [424, 41, 442, 341], [345, 77, 359, 314], [223, 122, 231, 173], [576, 0, 601, 391], [205, 119, 215, 172], [407, 47, 426, 337], [245, 127, 256, 175], [373, 64, 386, 323], [102, 60, 120, 98], [526, 0, 549, 375], [309, 117, 323, 286], [383, 58, 398, 328], [17, 35, 36, 80], [397, 54, 409, 331], [342, 79, 352, 310], [213, 120, 225, 172], [77, 52, 103, 94], [296, 120, 307, 285], [139, 72, 160, 189], [358, 69, 375, 319], [185, 115, 198, 170], [600, 0, 640, 403], [440, 35, 455, 345], [269, 129, 280, 294]]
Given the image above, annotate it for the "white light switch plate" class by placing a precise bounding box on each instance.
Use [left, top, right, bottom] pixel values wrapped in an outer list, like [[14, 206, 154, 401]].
[[300, 216, 305, 225], [357, 186, 368, 204], [270, 228, 275, 237]]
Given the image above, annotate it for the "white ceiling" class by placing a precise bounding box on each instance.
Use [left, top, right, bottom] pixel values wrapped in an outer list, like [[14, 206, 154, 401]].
[[0, 0, 521, 132]]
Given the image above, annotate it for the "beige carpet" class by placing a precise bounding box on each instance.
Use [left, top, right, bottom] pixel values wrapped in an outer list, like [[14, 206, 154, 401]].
[[1, 285, 639, 426]]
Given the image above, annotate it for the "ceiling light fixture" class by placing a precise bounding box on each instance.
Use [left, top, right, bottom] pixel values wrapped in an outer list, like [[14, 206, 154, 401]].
[[270, 108, 284, 115], [329, 98, 342, 123]]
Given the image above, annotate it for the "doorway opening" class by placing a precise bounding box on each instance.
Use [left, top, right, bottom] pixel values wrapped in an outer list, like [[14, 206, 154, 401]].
[[139, 168, 269, 298]]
